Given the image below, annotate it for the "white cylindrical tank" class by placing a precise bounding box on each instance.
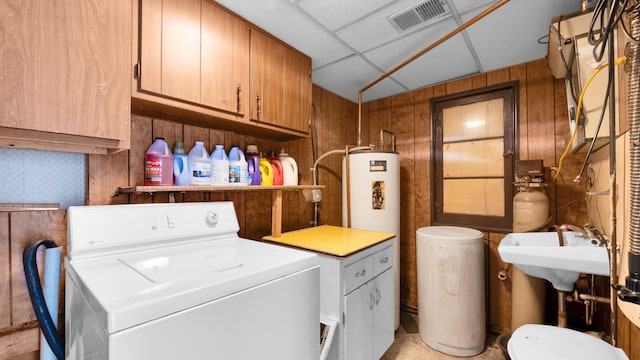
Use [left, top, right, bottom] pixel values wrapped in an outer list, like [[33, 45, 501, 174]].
[[511, 189, 549, 330], [416, 226, 485, 357], [342, 150, 400, 329], [513, 190, 549, 233]]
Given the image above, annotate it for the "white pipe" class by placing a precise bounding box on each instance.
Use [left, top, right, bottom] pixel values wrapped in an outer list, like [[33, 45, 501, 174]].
[[40, 247, 61, 360], [311, 147, 373, 186]]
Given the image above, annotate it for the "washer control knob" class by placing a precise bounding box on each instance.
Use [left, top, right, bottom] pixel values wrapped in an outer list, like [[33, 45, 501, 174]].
[[204, 211, 219, 227]]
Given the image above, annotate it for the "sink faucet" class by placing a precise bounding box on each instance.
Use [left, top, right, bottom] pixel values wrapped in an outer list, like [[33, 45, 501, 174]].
[[552, 224, 606, 247], [548, 225, 566, 246]]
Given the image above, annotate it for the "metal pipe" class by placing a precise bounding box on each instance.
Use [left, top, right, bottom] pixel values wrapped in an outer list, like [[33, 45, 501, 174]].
[[379, 129, 396, 152], [558, 291, 568, 328], [607, 7, 618, 344], [355, 0, 511, 146]]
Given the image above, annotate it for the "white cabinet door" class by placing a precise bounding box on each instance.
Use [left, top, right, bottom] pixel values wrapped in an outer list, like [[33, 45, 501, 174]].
[[344, 282, 373, 360], [372, 268, 394, 359]]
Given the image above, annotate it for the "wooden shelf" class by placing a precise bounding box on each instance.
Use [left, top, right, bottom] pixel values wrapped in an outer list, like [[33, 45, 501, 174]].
[[115, 184, 323, 237], [116, 184, 322, 195]]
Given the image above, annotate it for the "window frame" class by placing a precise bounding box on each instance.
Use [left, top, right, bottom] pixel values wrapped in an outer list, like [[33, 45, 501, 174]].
[[431, 81, 519, 232]]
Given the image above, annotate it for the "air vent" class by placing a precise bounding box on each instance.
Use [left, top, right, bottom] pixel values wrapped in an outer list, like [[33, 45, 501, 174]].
[[386, 0, 451, 33]]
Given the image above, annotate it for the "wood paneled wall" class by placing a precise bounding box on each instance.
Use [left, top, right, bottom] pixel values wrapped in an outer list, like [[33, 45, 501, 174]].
[[6, 57, 639, 359], [0, 210, 66, 359], [87, 87, 356, 237], [359, 58, 589, 333]]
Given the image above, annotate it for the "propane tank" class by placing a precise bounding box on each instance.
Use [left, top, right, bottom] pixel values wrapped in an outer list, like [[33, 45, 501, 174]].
[[511, 160, 549, 331], [513, 190, 549, 232]]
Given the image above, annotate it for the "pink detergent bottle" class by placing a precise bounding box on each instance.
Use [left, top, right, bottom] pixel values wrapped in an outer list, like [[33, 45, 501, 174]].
[[267, 151, 283, 186], [145, 137, 173, 185]]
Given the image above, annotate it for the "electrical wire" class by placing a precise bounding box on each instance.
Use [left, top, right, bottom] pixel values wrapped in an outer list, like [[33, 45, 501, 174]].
[[588, 0, 628, 62], [574, 67, 612, 183], [554, 55, 628, 180], [554, 63, 609, 180]]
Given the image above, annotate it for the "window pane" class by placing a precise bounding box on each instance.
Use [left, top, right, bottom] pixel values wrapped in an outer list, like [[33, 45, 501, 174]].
[[442, 98, 504, 142], [443, 138, 504, 177], [443, 179, 505, 216]]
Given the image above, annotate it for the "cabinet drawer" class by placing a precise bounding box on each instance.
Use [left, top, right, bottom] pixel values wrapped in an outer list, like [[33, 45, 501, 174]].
[[372, 246, 393, 275], [344, 256, 373, 294]]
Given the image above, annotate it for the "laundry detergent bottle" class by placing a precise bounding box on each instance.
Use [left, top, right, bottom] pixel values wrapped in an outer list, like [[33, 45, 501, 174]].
[[267, 151, 283, 186], [173, 141, 190, 186], [145, 137, 173, 185], [246, 145, 261, 186], [228, 145, 249, 185], [188, 141, 211, 185], [210, 145, 229, 185], [259, 156, 274, 186], [278, 149, 298, 186]]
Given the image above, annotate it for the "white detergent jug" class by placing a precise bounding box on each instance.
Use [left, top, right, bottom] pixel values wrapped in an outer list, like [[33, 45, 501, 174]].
[[228, 145, 249, 185], [278, 149, 298, 186], [188, 141, 211, 185]]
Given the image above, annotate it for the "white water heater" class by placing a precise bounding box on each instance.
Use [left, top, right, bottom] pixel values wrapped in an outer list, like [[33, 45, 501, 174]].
[[342, 150, 400, 328]]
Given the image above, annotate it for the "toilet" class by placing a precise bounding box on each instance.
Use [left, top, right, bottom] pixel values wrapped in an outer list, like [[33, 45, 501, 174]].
[[508, 324, 628, 360]]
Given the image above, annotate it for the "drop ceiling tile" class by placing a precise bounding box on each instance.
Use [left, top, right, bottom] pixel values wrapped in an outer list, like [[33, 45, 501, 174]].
[[464, 0, 581, 72], [336, 0, 441, 53], [363, 18, 459, 70], [296, 0, 397, 31], [392, 38, 481, 89], [215, 0, 352, 68], [312, 56, 406, 102]]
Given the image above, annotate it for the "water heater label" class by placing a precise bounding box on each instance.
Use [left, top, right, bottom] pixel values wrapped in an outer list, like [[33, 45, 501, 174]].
[[369, 160, 387, 172], [372, 181, 385, 210]]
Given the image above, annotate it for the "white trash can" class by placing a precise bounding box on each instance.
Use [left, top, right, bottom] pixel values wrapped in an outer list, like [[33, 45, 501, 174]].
[[416, 226, 485, 357]]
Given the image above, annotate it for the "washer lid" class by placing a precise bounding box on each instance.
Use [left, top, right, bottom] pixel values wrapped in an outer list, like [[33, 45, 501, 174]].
[[508, 324, 628, 360], [68, 237, 317, 333]]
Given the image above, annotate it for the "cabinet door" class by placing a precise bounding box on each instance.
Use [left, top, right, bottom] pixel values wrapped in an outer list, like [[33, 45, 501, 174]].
[[201, 1, 248, 115], [282, 48, 311, 133], [372, 268, 394, 359], [344, 283, 373, 360], [140, 0, 201, 103], [0, 0, 130, 145], [249, 29, 284, 126]]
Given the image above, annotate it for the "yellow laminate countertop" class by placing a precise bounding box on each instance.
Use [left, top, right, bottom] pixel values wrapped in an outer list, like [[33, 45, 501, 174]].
[[263, 225, 394, 257]]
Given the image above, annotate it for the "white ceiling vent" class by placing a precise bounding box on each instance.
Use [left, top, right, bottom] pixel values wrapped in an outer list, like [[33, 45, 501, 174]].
[[386, 0, 451, 33]]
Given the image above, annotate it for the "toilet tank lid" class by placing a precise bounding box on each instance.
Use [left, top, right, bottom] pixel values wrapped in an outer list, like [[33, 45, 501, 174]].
[[416, 226, 482, 241], [508, 324, 628, 360]]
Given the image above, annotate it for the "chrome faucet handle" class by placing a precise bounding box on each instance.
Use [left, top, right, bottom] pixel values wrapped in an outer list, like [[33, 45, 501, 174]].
[[583, 223, 606, 246]]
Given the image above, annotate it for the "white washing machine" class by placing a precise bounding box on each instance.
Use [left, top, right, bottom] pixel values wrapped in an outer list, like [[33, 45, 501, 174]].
[[65, 201, 319, 360]]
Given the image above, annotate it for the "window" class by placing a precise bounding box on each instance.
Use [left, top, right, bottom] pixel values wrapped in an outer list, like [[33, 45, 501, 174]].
[[431, 82, 518, 232]]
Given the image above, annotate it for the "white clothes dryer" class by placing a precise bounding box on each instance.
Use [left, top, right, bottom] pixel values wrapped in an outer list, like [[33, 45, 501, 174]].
[[65, 202, 319, 360]]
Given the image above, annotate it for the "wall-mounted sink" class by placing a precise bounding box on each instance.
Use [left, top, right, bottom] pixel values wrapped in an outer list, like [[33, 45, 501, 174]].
[[498, 231, 609, 291]]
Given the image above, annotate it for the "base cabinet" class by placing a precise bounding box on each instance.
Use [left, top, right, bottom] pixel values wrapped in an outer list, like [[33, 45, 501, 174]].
[[344, 268, 394, 359], [318, 239, 394, 360]]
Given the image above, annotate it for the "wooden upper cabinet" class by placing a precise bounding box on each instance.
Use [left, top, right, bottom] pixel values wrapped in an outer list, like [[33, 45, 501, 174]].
[[134, 0, 309, 138], [0, 0, 131, 154], [137, 0, 248, 116], [201, 1, 248, 115], [250, 29, 311, 135], [283, 47, 312, 133], [249, 29, 285, 127]]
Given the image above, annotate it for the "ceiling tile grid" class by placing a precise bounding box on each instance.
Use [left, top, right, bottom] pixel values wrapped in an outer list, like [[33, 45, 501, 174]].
[[215, 0, 584, 102]]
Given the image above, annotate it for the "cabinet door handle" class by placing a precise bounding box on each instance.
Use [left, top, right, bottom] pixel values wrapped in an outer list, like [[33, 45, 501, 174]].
[[256, 95, 261, 120], [379, 256, 389, 264], [236, 84, 242, 114], [355, 269, 366, 277], [375, 287, 381, 305]]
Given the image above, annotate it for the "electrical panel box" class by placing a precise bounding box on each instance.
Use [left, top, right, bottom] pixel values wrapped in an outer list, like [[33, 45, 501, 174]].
[[547, 10, 619, 153], [568, 32, 619, 153]]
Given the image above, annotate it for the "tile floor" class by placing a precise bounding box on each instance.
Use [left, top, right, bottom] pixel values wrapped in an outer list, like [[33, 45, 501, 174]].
[[381, 313, 506, 360]]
